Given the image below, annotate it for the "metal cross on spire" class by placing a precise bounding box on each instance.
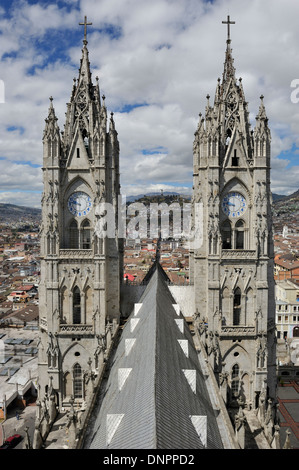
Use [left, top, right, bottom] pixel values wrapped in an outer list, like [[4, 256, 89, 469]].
[[222, 15, 235, 42], [79, 16, 93, 44]]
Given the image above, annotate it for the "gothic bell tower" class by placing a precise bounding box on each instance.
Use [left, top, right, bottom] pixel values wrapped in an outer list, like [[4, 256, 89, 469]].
[[190, 17, 276, 409], [38, 18, 122, 412]]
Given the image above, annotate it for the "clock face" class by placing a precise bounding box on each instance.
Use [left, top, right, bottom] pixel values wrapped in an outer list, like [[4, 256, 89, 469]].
[[68, 191, 92, 217], [221, 192, 247, 218]]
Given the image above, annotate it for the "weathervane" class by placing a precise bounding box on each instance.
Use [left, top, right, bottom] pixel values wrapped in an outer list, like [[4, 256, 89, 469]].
[[79, 16, 92, 44], [222, 15, 235, 42]]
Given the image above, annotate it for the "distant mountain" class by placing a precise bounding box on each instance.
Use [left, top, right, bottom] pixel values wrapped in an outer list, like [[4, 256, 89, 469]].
[[272, 189, 299, 216], [273, 189, 299, 204], [124, 192, 188, 203], [0, 203, 41, 223], [272, 193, 286, 202]]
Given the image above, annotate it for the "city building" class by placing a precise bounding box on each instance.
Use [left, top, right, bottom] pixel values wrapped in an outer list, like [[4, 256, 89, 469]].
[[276, 280, 299, 339]]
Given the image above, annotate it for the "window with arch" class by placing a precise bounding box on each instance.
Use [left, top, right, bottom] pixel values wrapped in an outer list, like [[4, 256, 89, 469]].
[[73, 363, 83, 399], [82, 219, 91, 249], [69, 220, 79, 248], [68, 218, 92, 249], [221, 220, 232, 249], [73, 286, 81, 324], [235, 219, 245, 249], [231, 364, 239, 396], [233, 288, 241, 325], [293, 326, 299, 338], [221, 218, 246, 250]]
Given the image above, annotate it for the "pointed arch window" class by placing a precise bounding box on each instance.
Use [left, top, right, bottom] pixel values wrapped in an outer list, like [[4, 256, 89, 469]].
[[235, 219, 245, 249], [67, 218, 92, 250], [82, 219, 91, 249], [221, 218, 246, 250], [73, 363, 83, 399], [233, 288, 241, 325], [73, 286, 81, 324], [221, 220, 232, 249], [69, 220, 79, 248], [293, 326, 299, 338], [231, 364, 240, 396]]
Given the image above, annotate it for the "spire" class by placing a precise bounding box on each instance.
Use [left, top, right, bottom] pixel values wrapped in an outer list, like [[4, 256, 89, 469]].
[[78, 16, 93, 86], [256, 95, 268, 122], [79, 16, 93, 46], [255, 94, 271, 143], [43, 96, 60, 139], [222, 16, 236, 86], [78, 41, 92, 86]]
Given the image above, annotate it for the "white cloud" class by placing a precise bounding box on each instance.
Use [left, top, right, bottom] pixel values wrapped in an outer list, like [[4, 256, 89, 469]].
[[0, 0, 299, 207]]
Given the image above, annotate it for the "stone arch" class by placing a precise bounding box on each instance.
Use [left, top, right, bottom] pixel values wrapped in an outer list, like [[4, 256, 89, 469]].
[[222, 342, 251, 374], [63, 176, 93, 201], [61, 177, 94, 249], [61, 343, 90, 382], [222, 347, 251, 405], [220, 177, 250, 202], [293, 326, 299, 338]]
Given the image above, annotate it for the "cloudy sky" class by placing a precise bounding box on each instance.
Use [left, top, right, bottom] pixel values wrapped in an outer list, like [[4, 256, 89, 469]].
[[0, 0, 299, 208]]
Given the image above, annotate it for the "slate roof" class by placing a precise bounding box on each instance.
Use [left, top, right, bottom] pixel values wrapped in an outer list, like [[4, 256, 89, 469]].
[[83, 263, 224, 449]]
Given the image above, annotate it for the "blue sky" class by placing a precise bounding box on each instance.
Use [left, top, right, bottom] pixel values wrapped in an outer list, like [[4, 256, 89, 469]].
[[0, 0, 299, 207]]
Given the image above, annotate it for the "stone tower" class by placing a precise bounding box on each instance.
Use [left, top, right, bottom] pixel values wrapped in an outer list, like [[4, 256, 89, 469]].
[[190, 17, 276, 409], [37, 20, 122, 414]]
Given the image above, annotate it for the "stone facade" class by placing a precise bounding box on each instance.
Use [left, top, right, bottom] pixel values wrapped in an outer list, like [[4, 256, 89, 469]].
[[189, 33, 277, 408], [36, 35, 122, 422], [34, 19, 278, 449]]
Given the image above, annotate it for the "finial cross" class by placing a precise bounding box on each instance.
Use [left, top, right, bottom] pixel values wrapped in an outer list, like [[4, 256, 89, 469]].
[[222, 15, 235, 41], [79, 16, 92, 43]]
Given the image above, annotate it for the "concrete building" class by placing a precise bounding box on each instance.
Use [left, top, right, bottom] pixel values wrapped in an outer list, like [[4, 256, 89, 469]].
[[276, 280, 299, 340]]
